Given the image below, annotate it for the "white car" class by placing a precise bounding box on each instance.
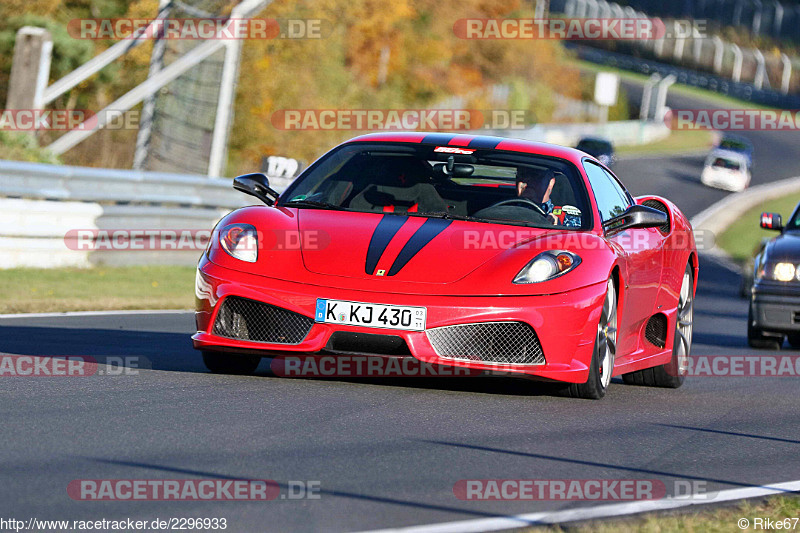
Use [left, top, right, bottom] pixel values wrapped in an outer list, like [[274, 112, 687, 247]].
[[700, 149, 751, 192]]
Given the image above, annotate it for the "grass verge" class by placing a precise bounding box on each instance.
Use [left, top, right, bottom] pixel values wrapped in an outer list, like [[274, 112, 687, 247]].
[[616, 128, 714, 157], [529, 494, 800, 532], [0, 266, 195, 314], [716, 195, 800, 264]]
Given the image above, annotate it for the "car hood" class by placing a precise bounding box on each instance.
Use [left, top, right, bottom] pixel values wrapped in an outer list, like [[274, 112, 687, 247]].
[[299, 209, 553, 284], [765, 231, 800, 261], [208, 206, 615, 296]]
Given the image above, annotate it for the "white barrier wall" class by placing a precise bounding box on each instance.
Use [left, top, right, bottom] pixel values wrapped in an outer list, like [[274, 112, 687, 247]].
[[0, 198, 235, 268], [0, 160, 291, 268]]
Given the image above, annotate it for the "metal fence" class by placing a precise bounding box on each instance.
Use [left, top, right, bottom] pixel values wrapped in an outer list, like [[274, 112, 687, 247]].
[[572, 44, 800, 108], [552, 0, 800, 96]]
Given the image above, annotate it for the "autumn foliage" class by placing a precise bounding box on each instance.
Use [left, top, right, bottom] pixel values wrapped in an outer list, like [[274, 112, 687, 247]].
[[0, 0, 582, 174]]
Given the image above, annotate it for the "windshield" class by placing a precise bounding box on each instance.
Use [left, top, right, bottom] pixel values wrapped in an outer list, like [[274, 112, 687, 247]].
[[719, 138, 750, 152], [279, 143, 591, 230], [711, 157, 741, 170], [785, 204, 800, 231]]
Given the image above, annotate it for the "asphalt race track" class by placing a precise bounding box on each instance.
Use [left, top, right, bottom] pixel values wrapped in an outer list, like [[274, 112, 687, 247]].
[[2, 87, 800, 532]]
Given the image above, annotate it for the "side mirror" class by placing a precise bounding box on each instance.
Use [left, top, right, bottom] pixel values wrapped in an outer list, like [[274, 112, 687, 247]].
[[760, 212, 782, 231], [603, 204, 668, 234], [233, 173, 280, 205]]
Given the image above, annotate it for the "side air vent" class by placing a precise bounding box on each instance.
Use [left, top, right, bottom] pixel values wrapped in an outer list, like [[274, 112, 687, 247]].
[[641, 199, 671, 234], [644, 314, 668, 348]]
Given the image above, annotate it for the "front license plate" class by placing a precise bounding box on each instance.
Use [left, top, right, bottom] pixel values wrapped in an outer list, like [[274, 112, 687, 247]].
[[315, 299, 426, 331]]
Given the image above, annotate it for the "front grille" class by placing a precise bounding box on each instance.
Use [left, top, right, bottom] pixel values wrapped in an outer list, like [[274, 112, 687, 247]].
[[212, 296, 314, 344], [426, 321, 545, 365], [641, 199, 671, 234], [644, 314, 668, 348]]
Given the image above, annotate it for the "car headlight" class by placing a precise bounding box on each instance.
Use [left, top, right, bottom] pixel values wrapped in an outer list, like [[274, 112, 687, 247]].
[[773, 262, 796, 282], [219, 223, 258, 263], [513, 251, 581, 284]]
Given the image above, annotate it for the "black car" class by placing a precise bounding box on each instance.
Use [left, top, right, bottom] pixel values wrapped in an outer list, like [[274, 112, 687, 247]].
[[748, 207, 800, 349], [575, 136, 615, 168]]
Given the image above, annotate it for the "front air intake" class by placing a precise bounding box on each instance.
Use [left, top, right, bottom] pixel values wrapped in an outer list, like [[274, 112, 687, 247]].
[[426, 321, 545, 366], [213, 296, 314, 344]]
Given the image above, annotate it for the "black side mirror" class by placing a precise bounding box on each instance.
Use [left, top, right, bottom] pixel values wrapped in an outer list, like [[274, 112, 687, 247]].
[[603, 204, 668, 234], [233, 173, 280, 205], [760, 212, 782, 231]]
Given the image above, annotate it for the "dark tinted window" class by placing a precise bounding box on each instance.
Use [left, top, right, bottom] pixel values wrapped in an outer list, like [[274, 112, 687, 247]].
[[583, 161, 630, 221], [279, 143, 591, 230], [719, 138, 751, 152], [711, 157, 741, 170], [576, 139, 612, 154]]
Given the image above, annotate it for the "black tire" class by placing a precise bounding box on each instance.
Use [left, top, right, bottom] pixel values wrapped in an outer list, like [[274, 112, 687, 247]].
[[739, 271, 753, 299], [562, 278, 617, 400], [788, 334, 800, 349], [623, 263, 693, 388], [202, 350, 261, 375], [747, 305, 783, 349]]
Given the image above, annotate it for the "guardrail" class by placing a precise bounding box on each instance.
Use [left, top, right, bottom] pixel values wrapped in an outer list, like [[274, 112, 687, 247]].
[[0, 159, 296, 207], [0, 159, 294, 268], [481, 119, 670, 147]]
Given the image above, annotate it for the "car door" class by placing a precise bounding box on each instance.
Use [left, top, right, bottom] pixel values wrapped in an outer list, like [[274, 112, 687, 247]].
[[583, 161, 663, 359]]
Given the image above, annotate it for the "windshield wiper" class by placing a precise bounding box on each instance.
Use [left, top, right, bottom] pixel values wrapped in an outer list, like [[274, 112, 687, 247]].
[[409, 211, 476, 221], [282, 199, 344, 210]]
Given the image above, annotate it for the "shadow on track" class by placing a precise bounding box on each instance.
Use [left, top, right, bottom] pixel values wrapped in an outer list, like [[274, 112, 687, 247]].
[[652, 423, 800, 445], [418, 439, 799, 493], [82, 457, 542, 526]]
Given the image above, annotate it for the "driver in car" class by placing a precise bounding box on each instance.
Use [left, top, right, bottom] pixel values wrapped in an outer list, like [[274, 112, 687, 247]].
[[516, 167, 581, 227]]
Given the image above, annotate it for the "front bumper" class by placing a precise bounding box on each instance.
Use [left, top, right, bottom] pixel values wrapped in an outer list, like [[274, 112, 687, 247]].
[[192, 259, 607, 383], [751, 282, 800, 333], [701, 170, 747, 192]]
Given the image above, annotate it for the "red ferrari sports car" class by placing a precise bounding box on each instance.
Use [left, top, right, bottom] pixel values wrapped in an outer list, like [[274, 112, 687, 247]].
[[192, 133, 697, 399]]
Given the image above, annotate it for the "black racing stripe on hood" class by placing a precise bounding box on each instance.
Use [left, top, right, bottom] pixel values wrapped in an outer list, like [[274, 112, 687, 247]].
[[365, 215, 407, 275], [421, 133, 455, 145], [387, 218, 453, 276]]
